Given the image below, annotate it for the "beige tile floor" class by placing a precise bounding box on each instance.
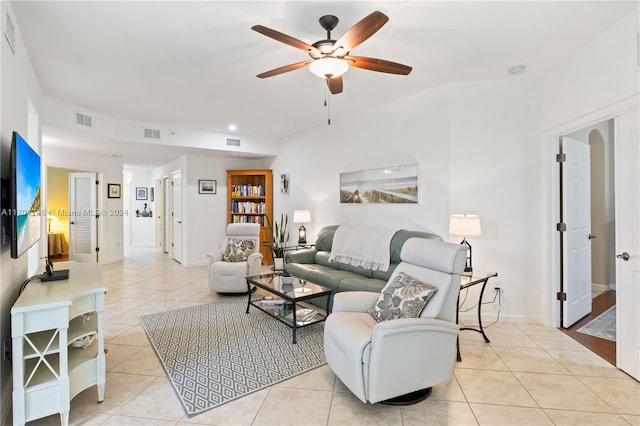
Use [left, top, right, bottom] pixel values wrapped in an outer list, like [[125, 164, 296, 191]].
[[22, 247, 639, 426]]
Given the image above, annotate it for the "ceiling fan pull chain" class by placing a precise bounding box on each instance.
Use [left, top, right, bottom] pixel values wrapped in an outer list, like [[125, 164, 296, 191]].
[[323, 86, 331, 125], [327, 90, 331, 125]]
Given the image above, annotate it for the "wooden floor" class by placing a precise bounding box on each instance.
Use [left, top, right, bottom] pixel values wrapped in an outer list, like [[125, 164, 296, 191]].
[[561, 290, 616, 365]]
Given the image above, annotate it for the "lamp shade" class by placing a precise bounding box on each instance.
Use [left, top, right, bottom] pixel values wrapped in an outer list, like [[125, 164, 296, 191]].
[[449, 214, 481, 237], [308, 57, 349, 78], [293, 210, 311, 224]]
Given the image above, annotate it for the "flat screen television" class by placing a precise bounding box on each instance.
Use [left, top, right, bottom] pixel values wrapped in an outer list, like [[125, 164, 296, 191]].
[[10, 131, 41, 259]]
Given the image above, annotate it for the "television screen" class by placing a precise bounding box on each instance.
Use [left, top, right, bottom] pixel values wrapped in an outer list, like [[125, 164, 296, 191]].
[[11, 131, 41, 259]]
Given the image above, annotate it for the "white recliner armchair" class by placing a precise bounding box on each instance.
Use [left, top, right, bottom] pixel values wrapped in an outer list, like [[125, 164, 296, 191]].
[[206, 223, 263, 293], [324, 237, 467, 405]]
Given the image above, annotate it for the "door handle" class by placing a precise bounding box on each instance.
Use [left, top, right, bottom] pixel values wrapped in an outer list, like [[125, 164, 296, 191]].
[[616, 252, 630, 261], [177, 220, 182, 224], [588, 234, 596, 240]]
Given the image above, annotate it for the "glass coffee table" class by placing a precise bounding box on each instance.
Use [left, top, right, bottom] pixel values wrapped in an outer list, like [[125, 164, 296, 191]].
[[245, 273, 332, 343]]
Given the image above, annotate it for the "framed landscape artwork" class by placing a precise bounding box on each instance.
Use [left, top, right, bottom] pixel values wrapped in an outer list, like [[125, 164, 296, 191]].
[[339, 164, 418, 204], [198, 179, 217, 194]]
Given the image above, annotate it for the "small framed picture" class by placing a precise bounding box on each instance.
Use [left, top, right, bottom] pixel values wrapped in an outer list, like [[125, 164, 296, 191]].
[[107, 183, 121, 199], [136, 187, 148, 200], [198, 179, 217, 194], [281, 173, 290, 195]]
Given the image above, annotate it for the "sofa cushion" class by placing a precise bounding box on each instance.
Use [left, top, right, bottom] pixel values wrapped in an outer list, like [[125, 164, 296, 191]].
[[338, 276, 387, 293], [307, 267, 358, 289], [368, 272, 438, 322], [223, 238, 255, 262]]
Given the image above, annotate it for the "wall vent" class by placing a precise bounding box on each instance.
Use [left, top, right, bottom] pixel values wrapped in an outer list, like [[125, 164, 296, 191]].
[[4, 12, 15, 54], [143, 128, 161, 139], [226, 138, 241, 147], [75, 112, 92, 128]]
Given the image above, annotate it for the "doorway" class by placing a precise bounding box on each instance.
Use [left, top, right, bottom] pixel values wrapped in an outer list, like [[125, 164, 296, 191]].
[[557, 120, 616, 364], [46, 166, 101, 263]]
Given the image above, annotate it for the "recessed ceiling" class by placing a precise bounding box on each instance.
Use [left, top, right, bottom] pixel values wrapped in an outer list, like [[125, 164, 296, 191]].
[[11, 1, 638, 164]]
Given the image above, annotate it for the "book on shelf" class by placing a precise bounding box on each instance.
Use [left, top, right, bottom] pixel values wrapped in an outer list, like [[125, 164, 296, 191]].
[[285, 308, 318, 323], [260, 295, 285, 305]]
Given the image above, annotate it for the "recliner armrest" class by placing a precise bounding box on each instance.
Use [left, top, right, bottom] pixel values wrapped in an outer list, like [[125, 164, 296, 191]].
[[206, 251, 223, 264], [332, 291, 380, 313], [247, 252, 263, 276], [372, 317, 459, 337]]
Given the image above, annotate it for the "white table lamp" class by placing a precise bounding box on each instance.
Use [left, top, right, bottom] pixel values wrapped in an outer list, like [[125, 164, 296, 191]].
[[293, 210, 311, 244], [449, 214, 481, 273]]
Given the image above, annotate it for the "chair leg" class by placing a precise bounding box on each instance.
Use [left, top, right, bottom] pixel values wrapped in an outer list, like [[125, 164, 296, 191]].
[[379, 387, 432, 405]]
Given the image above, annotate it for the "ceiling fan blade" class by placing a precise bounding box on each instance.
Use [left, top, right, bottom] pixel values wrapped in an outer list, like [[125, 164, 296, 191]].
[[326, 76, 343, 94], [345, 55, 412, 75], [257, 60, 313, 78], [252, 25, 320, 55], [332, 11, 389, 55]]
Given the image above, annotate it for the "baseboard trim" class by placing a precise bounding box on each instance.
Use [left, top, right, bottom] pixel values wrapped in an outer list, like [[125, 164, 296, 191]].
[[457, 312, 539, 324], [2, 371, 12, 425]]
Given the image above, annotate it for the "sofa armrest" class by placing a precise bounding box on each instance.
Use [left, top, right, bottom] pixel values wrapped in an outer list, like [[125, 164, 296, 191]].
[[284, 248, 317, 264], [332, 291, 380, 313]]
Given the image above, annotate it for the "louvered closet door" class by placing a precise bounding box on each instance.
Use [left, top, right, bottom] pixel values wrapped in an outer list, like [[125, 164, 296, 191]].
[[69, 172, 97, 262]]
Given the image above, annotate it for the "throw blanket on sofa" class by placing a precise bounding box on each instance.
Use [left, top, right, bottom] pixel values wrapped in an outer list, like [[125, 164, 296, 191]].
[[328, 225, 396, 271]]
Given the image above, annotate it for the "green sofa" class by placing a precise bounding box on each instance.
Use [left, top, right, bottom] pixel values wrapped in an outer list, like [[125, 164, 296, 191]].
[[284, 225, 441, 307]]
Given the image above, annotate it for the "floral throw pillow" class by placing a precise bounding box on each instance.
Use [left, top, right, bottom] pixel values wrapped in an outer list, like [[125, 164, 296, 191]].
[[223, 239, 255, 262], [369, 272, 438, 322]]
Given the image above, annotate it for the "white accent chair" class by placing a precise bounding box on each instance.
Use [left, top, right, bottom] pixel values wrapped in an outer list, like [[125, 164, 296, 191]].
[[206, 223, 263, 293], [323, 237, 467, 404]]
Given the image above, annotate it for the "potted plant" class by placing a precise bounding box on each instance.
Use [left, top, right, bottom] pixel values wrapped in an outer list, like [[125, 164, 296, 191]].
[[266, 213, 290, 267]]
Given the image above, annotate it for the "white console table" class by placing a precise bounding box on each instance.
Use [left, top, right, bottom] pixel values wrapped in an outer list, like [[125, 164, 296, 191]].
[[11, 262, 107, 426]]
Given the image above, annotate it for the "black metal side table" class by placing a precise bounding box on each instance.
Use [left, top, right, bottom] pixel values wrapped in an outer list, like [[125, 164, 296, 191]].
[[456, 271, 498, 361], [262, 243, 314, 273]]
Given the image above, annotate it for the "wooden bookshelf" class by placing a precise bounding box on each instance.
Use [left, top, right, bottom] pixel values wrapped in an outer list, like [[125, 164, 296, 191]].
[[227, 169, 273, 264]]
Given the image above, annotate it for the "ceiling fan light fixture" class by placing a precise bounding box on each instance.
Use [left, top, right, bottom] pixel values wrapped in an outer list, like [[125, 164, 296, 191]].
[[309, 57, 349, 78]]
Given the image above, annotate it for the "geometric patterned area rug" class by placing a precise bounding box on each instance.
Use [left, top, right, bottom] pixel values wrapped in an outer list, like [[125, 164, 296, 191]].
[[577, 305, 616, 342], [140, 299, 326, 417]]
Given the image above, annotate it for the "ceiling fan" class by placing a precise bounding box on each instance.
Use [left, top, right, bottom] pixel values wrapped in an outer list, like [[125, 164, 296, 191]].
[[252, 11, 412, 95]]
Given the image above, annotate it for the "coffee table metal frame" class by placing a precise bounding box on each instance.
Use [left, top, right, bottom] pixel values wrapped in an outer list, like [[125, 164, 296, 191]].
[[245, 273, 332, 343]]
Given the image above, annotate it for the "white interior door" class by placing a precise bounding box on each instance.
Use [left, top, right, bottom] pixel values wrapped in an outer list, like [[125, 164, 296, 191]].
[[154, 178, 162, 250], [562, 137, 592, 327], [171, 171, 183, 263], [615, 111, 640, 380], [69, 172, 97, 262], [163, 176, 169, 254]]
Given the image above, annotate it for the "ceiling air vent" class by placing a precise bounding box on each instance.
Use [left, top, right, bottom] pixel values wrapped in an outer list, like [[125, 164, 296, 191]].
[[75, 112, 92, 128], [226, 138, 241, 147], [143, 128, 161, 139]]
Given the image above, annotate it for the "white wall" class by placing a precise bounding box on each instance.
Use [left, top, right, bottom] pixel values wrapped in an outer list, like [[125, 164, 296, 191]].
[[0, 1, 43, 418], [447, 79, 543, 322], [269, 86, 452, 240], [541, 9, 639, 131]]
